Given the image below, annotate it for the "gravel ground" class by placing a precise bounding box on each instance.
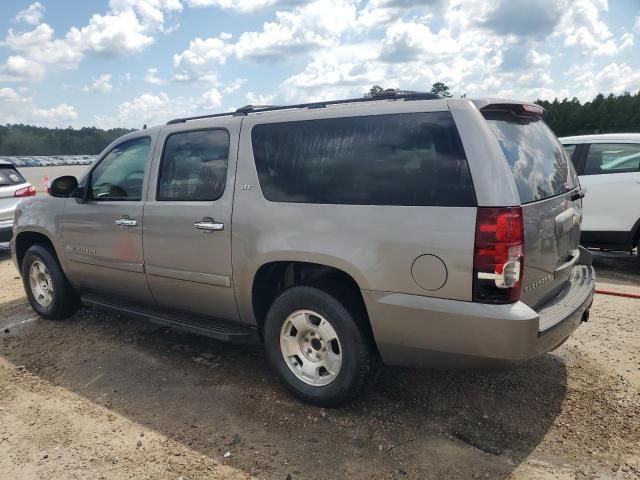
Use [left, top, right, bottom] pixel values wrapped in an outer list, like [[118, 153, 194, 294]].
[[0, 243, 639, 479]]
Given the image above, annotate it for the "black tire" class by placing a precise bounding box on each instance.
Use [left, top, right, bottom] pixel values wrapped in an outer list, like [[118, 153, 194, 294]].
[[264, 286, 376, 407], [21, 244, 79, 320]]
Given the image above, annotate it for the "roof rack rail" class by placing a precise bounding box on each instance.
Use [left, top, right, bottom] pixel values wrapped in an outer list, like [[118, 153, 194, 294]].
[[166, 91, 441, 125]]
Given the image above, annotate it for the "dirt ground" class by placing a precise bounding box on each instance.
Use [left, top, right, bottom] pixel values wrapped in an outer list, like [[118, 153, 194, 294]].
[[1, 244, 639, 480]]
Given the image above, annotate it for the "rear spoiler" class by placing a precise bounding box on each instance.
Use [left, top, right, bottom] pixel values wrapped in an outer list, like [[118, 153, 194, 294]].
[[473, 100, 545, 119]]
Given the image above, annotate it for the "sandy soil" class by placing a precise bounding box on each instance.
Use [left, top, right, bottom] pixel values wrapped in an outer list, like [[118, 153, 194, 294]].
[[1, 243, 639, 479]]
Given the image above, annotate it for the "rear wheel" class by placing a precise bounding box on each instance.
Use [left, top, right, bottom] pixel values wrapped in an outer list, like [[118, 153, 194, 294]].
[[264, 286, 376, 407], [21, 245, 78, 319]]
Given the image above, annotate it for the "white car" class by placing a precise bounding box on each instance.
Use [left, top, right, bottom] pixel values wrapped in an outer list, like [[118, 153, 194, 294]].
[[560, 133, 640, 253]]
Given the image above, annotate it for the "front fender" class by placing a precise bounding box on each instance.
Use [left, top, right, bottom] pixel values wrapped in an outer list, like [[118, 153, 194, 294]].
[[12, 196, 67, 269]]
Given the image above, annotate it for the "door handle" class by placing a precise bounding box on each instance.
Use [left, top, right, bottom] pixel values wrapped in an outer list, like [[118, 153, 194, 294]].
[[115, 217, 137, 227], [194, 218, 224, 231]]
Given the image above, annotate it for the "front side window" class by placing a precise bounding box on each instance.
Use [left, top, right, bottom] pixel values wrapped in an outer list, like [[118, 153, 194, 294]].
[[583, 143, 640, 175], [251, 112, 476, 207], [90, 137, 150, 201], [158, 129, 230, 201]]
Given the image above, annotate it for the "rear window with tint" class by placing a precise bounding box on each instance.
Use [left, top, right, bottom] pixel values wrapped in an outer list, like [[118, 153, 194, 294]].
[[251, 112, 476, 206], [0, 165, 26, 186], [483, 111, 577, 204]]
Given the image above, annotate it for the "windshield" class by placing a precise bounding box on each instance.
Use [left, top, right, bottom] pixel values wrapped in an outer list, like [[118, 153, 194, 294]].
[[483, 111, 578, 204]]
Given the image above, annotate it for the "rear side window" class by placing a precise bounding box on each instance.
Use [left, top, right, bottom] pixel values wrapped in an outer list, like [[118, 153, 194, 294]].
[[483, 111, 577, 204], [251, 112, 475, 206], [158, 129, 229, 201], [0, 165, 26, 186], [583, 143, 640, 175]]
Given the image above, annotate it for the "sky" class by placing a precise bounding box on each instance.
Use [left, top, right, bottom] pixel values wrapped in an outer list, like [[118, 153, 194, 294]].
[[0, 0, 639, 129]]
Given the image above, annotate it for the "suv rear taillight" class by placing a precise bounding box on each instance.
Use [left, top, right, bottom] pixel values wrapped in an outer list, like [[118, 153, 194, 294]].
[[473, 207, 524, 304], [15, 185, 36, 197]]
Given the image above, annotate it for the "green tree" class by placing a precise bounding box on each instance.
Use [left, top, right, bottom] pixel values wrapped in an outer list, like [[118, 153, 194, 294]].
[[366, 85, 385, 97], [535, 90, 640, 136], [430, 82, 452, 97]]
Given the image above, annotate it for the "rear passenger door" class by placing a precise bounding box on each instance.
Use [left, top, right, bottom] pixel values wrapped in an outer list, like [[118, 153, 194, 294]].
[[578, 142, 640, 233], [143, 118, 240, 322]]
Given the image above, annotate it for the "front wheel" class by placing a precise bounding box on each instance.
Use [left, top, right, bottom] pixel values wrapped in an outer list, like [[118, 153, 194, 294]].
[[264, 286, 376, 407], [21, 244, 79, 319]]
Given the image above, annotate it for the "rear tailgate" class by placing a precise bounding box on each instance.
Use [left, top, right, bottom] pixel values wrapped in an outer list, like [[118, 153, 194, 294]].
[[482, 106, 582, 309]]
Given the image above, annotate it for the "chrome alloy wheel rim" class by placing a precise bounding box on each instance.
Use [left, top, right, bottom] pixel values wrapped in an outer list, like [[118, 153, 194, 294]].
[[29, 260, 54, 308], [280, 310, 342, 386]]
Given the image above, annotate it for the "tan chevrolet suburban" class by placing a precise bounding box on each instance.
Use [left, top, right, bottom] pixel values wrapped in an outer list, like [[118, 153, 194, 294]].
[[11, 93, 595, 406]]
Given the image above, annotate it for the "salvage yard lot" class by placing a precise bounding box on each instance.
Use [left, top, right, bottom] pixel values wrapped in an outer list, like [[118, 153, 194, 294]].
[[1, 244, 639, 480]]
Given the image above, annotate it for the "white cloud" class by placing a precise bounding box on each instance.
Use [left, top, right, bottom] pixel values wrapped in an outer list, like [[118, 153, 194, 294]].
[[173, 34, 232, 82], [480, 0, 563, 38], [245, 91, 275, 105], [2, 23, 84, 79], [634, 16, 640, 34], [108, 0, 183, 31], [96, 89, 227, 128], [185, 0, 283, 13], [277, 45, 385, 102], [96, 92, 181, 128], [223, 78, 247, 93], [0, 55, 46, 81], [0, 87, 21, 101], [574, 62, 640, 98], [356, 0, 445, 29], [1, 0, 182, 82], [379, 21, 458, 63], [14, 2, 45, 26], [528, 50, 551, 67], [144, 67, 165, 85], [234, 0, 358, 63], [619, 32, 634, 51], [559, 0, 619, 55], [201, 87, 223, 108], [0, 87, 77, 126], [83, 74, 113, 93], [66, 11, 155, 56]]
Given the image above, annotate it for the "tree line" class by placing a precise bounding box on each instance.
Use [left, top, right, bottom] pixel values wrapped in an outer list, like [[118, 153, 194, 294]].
[[1, 87, 639, 156], [0, 124, 132, 156], [536, 92, 640, 137]]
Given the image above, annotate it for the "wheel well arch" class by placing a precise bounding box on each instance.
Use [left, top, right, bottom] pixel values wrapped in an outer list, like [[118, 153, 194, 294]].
[[251, 261, 373, 338], [14, 231, 57, 271]]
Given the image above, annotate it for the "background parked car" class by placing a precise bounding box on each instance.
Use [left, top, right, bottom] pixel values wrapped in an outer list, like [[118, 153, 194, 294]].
[[0, 160, 36, 242], [561, 133, 640, 253]]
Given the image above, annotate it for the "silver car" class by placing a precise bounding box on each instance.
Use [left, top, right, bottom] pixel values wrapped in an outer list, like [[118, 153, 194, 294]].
[[11, 94, 595, 406], [1, 160, 35, 242]]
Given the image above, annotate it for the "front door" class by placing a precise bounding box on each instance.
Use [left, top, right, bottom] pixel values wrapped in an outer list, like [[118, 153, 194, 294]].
[[62, 135, 156, 304], [579, 142, 640, 234], [142, 119, 240, 321]]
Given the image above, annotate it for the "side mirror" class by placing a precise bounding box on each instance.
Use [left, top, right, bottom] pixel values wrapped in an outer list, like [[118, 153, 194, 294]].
[[49, 176, 79, 198]]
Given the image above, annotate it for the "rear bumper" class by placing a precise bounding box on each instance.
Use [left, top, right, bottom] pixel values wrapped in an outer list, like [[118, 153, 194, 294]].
[[0, 219, 13, 242], [364, 264, 595, 369]]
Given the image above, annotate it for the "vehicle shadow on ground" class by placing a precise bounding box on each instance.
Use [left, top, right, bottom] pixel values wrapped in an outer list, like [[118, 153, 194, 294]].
[[591, 249, 638, 287], [0, 301, 568, 479], [0, 243, 10, 260]]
